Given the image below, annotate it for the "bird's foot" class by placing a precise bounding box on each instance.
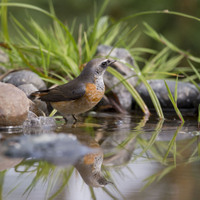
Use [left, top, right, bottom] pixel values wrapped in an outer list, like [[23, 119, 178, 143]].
[[72, 114, 78, 125]]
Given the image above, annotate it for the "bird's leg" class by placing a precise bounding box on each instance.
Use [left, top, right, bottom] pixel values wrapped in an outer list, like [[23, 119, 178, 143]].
[[72, 114, 78, 124], [63, 117, 68, 124]]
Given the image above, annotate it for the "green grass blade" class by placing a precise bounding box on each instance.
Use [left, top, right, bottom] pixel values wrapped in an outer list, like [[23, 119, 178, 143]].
[[1, 0, 9, 41], [120, 10, 200, 23], [0, 2, 78, 53], [164, 80, 184, 122], [188, 60, 200, 80], [198, 104, 200, 129], [174, 76, 178, 103], [139, 75, 164, 119], [107, 67, 150, 116]]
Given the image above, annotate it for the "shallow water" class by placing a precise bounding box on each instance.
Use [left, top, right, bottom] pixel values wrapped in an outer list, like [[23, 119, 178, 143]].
[[0, 112, 200, 200]]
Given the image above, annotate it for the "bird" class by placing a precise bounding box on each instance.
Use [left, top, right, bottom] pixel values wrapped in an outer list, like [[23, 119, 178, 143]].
[[75, 150, 112, 187], [74, 140, 112, 187], [31, 58, 116, 123]]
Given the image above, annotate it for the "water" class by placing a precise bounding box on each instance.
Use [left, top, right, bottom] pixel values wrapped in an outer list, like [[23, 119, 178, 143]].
[[0, 112, 200, 200]]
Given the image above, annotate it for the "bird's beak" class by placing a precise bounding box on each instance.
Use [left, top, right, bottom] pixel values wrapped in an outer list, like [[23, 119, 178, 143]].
[[108, 60, 126, 75], [108, 59, 117, 66]]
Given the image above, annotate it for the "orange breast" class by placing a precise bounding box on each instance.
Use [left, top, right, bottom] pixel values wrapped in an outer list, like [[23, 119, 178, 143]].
[[84, 83, 105, 104]]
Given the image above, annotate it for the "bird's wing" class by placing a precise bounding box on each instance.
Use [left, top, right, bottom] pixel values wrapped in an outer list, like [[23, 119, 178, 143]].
[[32, 81, 86, 102]]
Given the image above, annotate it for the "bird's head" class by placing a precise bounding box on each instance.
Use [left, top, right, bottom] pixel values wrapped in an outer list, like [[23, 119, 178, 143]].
[[81, 58, 116, 79]]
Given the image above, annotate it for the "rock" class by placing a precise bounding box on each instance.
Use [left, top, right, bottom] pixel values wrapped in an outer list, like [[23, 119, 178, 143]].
[[3, 133, 94, 166], [97, 45, 135, 65], [23, 112, 56, 134], [29, 100, 48, 116], [18, 83, 38, 97], [2, 70, 46, 90], [96, 45, 137, 110], [0, 82, 30, 126], [136, 80, 200, 109], [18, 83, 49, 115]]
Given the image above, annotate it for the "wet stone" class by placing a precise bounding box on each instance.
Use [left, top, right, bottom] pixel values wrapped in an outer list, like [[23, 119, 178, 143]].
[[96, 45, 137, 110], [23, 114, 56, 128], [3, 133, 93, 166], [2, 70, 47, 90], [0, 82, 29, 126], [136, 79, 200, 109], [23, 112, 56, 134]]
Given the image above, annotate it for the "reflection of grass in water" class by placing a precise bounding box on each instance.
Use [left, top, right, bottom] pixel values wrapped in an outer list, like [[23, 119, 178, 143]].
[[0, 171, 6, 199], [134, 121, 200, 191], [48, 167, 74, 200], [164, 78, 185, 122], [13, 160, 74, 199], [1, 0, 200, 197], [102, 116, 200, 193], [1, 118, 200, 199]]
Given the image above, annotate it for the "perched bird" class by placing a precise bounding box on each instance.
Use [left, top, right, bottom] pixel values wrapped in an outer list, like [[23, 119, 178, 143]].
[[31, 58, 116, 122]]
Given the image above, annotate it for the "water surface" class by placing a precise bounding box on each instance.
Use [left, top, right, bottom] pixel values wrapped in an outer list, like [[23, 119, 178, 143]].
[[0, 112, 200, 200]]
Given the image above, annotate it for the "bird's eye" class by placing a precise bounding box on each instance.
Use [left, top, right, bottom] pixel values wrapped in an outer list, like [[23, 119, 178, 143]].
[[101, 61, 107, 66]]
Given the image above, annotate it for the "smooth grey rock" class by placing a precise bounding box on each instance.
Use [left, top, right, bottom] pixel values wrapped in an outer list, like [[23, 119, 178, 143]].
[[97, 45, 135, 65], [29, 99, 49, 116], [3, 133, 94, 166], [18, 84, 49, 115], [0, 82, 29, 126], [2, 70, 46, 90], [18, 83, 38, 97], [96, 45, 137, 110], [136, 80, 200, 109]]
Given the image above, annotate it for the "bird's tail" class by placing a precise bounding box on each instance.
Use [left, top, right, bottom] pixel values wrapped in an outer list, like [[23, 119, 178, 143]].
[[30, 90, 49, 99]]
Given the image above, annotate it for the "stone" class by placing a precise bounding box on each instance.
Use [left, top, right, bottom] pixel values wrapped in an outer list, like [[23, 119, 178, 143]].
[[18, 83, 38, 97], [29, 100, 48, 117], [3, 133, 94, 166], [23, 112, 56, 134], [0, 82, 30, 126], [96, 45, 137, 110], [2, 70, 46, 90], [18, 83, 49, 116], [136, 79, 200, 109]]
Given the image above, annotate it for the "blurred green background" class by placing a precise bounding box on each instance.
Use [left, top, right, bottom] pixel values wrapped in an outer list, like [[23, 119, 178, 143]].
[[5, 0, 200, 56]]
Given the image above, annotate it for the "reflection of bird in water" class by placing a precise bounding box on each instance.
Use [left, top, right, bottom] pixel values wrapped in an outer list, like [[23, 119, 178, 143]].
[[74, 140, 111, 187]]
